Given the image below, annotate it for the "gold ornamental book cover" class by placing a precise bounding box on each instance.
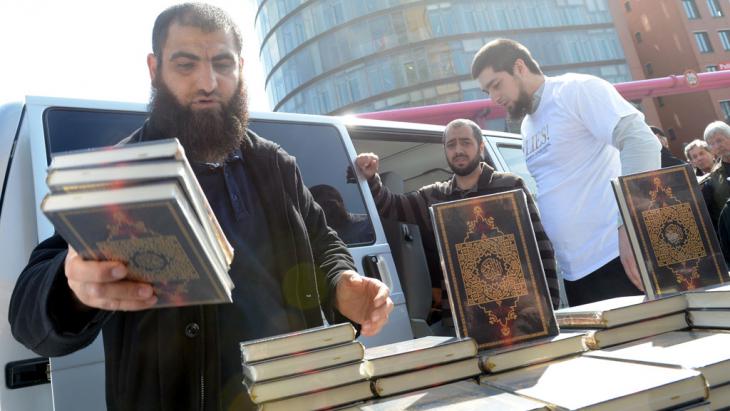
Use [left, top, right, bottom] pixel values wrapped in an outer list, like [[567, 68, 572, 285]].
[[430, 189, 558, 351], [613, 164, 729, 299]]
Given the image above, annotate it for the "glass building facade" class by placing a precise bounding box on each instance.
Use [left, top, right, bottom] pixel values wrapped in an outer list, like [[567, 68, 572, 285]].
[[252, 0, 632, 116]]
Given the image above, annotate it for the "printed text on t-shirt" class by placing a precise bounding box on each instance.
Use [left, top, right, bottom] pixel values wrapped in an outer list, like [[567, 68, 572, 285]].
[[524, 124, 550, 160]]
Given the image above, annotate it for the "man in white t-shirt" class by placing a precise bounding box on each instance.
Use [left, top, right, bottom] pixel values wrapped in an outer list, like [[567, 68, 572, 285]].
[[470, 38, 661, 306]]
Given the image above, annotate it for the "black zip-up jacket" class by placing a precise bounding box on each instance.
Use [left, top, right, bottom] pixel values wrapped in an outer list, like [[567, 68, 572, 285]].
[[9, 122, 356, 410]]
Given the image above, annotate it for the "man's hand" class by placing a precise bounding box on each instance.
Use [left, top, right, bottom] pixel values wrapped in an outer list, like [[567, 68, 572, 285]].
[[355, 153, 380, 180], [335, 270, 393, 337], [65, 246, 158, 311], [618, 225, 645, 292]]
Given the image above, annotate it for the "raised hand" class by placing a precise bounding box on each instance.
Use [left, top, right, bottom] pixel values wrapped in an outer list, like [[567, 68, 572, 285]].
[[354, 153, 380, 180]]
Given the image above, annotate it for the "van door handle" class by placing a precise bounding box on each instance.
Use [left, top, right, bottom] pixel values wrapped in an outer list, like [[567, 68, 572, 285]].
[[5, 357, 50, 389], [361, 255, 381, 281], [361, 255, 393, 290]]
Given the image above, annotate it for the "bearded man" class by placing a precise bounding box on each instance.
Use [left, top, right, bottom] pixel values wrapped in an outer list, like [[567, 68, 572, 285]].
[[355, 118, 559, 334], [471, 38, 661, 306], [9, 3, 392, 410]]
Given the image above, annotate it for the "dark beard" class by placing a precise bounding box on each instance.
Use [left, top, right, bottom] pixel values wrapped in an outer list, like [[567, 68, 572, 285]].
[[148, 75, 248, 163], [508, 88, 532, 119], [448, 153, 481, 176]]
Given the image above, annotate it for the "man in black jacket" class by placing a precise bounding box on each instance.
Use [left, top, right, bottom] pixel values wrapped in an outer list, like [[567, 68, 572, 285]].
[[356, 119, 560, 330], [9, 4, 392, 410]]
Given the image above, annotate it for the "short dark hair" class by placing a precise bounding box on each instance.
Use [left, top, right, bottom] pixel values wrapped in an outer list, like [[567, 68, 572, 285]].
[[152, 3, 243, 60], [649, 125, 664, 136], [443, 119, 483, 145], [471, 38, 542, 79]]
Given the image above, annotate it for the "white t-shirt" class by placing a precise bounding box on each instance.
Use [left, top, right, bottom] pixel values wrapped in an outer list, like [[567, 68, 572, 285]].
[[521, 73, 639, 281]]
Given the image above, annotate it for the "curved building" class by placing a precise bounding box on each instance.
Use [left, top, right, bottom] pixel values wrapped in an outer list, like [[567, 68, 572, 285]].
[[253, 0, 634, 116]]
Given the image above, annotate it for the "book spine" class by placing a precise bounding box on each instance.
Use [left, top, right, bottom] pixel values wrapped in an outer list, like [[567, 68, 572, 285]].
[[428, 206, 463, 339], [612, 179, 653, 299], [182, 162, 234, 266]]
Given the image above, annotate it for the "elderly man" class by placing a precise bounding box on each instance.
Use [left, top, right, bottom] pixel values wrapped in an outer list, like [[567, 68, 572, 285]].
[[702, 121, 730, 226], [684, 139, 716, 177]]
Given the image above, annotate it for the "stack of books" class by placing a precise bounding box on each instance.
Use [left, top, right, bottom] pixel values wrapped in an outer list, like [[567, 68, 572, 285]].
[[686, 284, 730, 329], [480, 355, 708, 410], [240, 323, 372, 411], [585, 329, 730, 409], [555, 294, 689, 350], [365, 336, 481, 399], [41, 139, 234, 307], [243, 330, 483, 410], [347, 379, 553, 410]]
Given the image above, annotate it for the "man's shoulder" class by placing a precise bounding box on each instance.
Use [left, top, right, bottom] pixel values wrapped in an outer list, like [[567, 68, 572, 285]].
[[549, 73, 609, 96], [244, 129, 294, 165], [419, 179, 452, 194], [487, 171, 523, 190]]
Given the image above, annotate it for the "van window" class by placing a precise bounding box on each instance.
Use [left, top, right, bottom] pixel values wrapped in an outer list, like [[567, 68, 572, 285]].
[[43, 108, 375, 246], [496, 143, 538, 196], [248, 120, 375, 247], [44, 108, 147, 161]]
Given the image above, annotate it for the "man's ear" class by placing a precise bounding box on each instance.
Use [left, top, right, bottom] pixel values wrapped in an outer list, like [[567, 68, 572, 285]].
[[147, 53, 158, 85], [514, 58, 527, 76]]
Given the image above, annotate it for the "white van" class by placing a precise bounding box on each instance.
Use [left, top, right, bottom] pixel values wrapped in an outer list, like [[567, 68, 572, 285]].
[[0, 96, 538, 410]]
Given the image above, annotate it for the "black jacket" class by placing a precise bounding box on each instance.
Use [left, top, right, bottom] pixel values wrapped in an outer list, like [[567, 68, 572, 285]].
[[660, 147, 685, 168], [9, 123, 356, 410]]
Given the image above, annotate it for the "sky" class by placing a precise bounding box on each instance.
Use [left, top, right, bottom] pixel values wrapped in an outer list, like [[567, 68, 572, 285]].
[[0, 0, 270, 111]]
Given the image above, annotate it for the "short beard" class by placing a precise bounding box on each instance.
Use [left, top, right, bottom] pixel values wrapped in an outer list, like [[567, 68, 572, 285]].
[[448, 154, 481, 177], [148, 72, 249, 163], [508, 87, 533, 119]]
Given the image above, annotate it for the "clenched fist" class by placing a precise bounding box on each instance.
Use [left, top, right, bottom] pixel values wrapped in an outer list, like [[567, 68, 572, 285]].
[[355, 153, 380, 180]]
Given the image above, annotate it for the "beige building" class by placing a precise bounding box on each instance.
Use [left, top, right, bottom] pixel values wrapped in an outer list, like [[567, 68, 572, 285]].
[[610, 0, 730, 155]]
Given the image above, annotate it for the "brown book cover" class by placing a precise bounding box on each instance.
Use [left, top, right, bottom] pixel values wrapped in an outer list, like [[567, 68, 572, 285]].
[[429, 190, 558, 351], [612, 164, 729, 299]]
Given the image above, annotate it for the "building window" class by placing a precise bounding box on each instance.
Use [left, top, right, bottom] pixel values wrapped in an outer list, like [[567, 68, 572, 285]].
[[683, 0, 701, 19], [720, 30, 730, 50], [645, 63, 654, 76], [695, 32, 714, 53], [707, 65, 719, 71], [635, 32, 642, 43], [625, 1, 632, 12], [721, 100, 730, 121], [708, 0, 724, 17]]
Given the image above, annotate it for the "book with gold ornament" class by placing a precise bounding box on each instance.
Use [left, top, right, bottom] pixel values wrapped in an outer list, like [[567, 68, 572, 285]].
[[42, 181, 233, 307], [41, 139, 234, 307], [611, 164, 729, 299], [429, 190, 558, 351]]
